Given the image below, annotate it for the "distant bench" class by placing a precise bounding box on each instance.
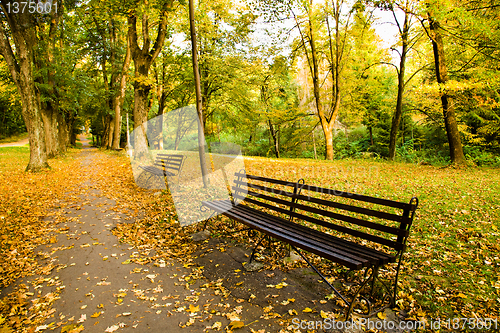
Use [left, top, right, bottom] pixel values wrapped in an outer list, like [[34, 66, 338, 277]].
[[202, 171, 418, 318], [139, 154, 186, 187]]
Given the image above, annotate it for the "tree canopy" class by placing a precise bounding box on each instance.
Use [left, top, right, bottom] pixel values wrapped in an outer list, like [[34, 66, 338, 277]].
[[1, 0, 499, 168]]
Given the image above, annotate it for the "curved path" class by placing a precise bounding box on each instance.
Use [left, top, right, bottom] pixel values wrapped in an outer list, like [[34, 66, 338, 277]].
[[0, 137, 29, 147]]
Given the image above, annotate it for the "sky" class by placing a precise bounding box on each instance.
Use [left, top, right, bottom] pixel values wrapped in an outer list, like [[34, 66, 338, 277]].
[[170, 2, 405, 64]]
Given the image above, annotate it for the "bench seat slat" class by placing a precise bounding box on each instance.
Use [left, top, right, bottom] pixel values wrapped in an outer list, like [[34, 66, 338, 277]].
[[227, 201, 395, 266], [203, 200, 369, 270]]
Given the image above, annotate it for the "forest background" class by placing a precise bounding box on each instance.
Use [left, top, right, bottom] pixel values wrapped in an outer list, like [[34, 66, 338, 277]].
[[1, 0, 500, 169]]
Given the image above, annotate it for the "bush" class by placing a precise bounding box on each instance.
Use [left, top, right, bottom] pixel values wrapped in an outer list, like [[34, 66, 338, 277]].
[[464, 146, 500, 167]]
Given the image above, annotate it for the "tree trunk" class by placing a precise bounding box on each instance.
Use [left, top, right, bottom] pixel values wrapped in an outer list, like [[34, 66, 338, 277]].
[[389, 10, 410, 160], [428, 14, 466, 165], [0, 8, 49, 171], [322, 123, 334, 160], [132, 69, 151, 157], [268, 120, 280, 158], [58, 114, 68, 150], [128, 7, 170, 160], [108, 121, 115, 148], [155, 59, 167, 151], [112, 39, 131, 150], [156, 93, 165, 150], [41, 104, 63, 157], [189, 0, 210, 187]]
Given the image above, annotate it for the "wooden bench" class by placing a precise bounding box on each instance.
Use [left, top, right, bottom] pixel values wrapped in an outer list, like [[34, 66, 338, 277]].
[[138, 153, 186, 187], [202, 170, 418, 318]]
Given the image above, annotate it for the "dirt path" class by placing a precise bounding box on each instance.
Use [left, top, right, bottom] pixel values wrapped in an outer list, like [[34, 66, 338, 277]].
[[0, 137, 218, 332], [0, 137, 29, 147]]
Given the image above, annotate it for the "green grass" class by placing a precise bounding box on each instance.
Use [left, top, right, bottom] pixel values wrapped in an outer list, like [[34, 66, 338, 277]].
[[242, 157, 500, 320], [0, 132, 28, 144], [0, 146, 30, 171]]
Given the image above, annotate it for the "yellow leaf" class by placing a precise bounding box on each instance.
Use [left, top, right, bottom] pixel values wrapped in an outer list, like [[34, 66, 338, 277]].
[[91, 312, 101, 318], [377, 311, 387, 320], [61, 324, 84, 333], [302, 307, 313, 313], [186, 304, 199, 313], [288, 309, 298, 315], [320, 310, 328, 319], [457, 293, 467, 299], [228, 321, 245, 329]]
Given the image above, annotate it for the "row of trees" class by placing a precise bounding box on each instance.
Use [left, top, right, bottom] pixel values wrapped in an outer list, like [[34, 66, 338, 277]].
[[1, 0, 499, 170]]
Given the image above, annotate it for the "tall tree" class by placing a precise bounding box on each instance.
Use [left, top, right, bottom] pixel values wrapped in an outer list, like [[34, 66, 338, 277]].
[[189, 0, 209, 187], [386, 1, 412, 160], [128, 0, 173, 159], [0, 1, 50, 170], [291, 0, 355, 160], [425, 5, 466, 165]]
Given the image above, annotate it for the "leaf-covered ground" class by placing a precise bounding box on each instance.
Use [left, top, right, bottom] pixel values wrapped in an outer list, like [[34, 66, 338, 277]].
[[1, 140, 499, 332], [100, 151, 500, 325]]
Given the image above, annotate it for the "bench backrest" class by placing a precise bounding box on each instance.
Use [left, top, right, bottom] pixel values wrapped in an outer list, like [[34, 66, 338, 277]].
[[231, 171, 418, 253], [154, 154, 186, 175]]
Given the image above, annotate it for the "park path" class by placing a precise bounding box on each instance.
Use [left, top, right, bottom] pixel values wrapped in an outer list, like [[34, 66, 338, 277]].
[[4, 136, 215, 332], [0, 137, 29, 147]]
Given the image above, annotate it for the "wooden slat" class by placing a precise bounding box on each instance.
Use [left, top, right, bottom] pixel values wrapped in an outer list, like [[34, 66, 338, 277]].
[[203, 200, 367, 269], [233, 187, 408, 239], [237, 172, 412, 210], [139, 166, 174, 177], [233, 193, 404, 251], [235, 180, 409, 226], [298, 184, 413, 210], [235, 173, 298, 187], [221, 201, 394, 266]]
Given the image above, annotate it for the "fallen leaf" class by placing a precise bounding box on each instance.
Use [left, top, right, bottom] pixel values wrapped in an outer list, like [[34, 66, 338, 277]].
[[228, 321, 245, 329], [186, 304, 199, 313], [104, 325, 119, 332]]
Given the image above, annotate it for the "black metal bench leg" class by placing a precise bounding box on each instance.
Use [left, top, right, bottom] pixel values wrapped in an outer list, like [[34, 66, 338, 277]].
[[347, 266, 395, 319], [392, 251, 405, 308], [200, 206, 216, 231], [290, 246, 351, 307], [370, 266, 380, 297], [249, 234, 267, 264], [346, 266, 376, 319]]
